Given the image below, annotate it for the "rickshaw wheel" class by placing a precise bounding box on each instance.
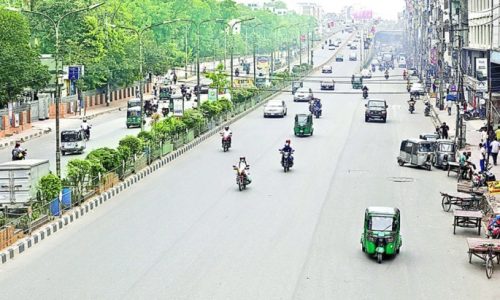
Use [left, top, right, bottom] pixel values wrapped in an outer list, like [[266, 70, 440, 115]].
[[377, 253, 382, 264], [486, 257, 494, 279], [441, 196, 452, 212], [398, 160, 404, 166]]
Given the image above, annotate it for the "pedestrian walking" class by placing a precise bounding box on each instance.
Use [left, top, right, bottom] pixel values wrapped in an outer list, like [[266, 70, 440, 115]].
[[432, 82, 437, 93], [480, 143, 486, 172], [173, 72, 177, 85], [440, 122, 450, 139], [491, 138, 500, 166]]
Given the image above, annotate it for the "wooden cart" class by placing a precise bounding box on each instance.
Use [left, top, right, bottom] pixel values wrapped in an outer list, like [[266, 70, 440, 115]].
[[467, 238, 500, 279], [453, 210, 482, 235], [440, 192, 482, 212]]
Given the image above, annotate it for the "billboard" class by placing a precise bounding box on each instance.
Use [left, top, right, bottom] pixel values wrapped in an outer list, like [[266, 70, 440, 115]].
[[351, 10, 373, 20]]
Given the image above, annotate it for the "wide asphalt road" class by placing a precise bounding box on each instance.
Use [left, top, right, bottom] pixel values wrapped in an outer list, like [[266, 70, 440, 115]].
[[6, 35, 497, 299]]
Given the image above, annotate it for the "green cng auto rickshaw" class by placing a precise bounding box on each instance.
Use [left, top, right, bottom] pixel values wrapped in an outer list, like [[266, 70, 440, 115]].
[[352, 74, 363, 89], [127, 98, 141, 108], [294, 114, 313, 136], [361, 207, 402, 264], [126, 106, 142, 128]]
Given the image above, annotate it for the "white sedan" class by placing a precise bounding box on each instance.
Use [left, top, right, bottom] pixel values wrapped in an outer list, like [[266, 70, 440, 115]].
[[361, 69, 372, 78], [263, 100, 287, 118], [410, 83, 425, 96], [293, 87, 313, 102]]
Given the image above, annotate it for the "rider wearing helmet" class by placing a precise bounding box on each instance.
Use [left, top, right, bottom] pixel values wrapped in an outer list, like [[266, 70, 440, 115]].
[[280, 140, 294, 165], [221, 126, 232, 147], [81, 119, 91, 140], [236, 156, 251, 183]]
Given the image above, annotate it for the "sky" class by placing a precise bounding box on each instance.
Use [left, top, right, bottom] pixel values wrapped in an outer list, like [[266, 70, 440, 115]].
[[237, 0, 405, 20]]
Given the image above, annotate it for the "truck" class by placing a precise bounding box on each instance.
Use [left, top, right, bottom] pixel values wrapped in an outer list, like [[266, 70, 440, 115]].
[[0, 159, 50, 207]]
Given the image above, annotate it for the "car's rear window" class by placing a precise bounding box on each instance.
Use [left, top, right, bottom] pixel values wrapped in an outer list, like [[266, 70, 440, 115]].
[[369, 101, 386, 108]]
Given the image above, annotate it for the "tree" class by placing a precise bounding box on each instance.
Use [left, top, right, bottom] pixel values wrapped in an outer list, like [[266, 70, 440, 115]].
[[0, 9, 49, 106], [205, 63, 228, 94]]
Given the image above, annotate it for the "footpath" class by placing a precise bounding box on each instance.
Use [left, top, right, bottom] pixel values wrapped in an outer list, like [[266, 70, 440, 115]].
[[428, 95, 500, 214]]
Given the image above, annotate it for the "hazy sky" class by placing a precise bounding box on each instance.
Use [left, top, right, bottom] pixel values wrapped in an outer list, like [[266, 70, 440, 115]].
[[238, 0, 405, 20]]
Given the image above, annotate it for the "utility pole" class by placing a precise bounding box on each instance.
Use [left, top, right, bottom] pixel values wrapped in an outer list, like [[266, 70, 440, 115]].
[[438, 8, 445, 111]]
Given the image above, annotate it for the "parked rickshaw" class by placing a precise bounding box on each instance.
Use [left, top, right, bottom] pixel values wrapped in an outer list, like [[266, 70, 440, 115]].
[[352, 74, 363, 89], [292, 81, 303, 94], [60, 129, 86, 155], [361, 207, 402, 264], [127, 98, 141, 108], [433, 139, 456, 169], [397, 139, 434, 170], [126, 106, 142, 128], [294, 114, 313, 137]]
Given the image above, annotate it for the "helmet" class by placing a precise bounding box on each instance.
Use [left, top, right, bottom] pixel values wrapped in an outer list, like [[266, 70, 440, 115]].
[[239, 156, 245, 161], [225, 126, 229, 130], [285, 139, 291, 144], [15, 143, 20, 147], [83, 119, 87, 122]]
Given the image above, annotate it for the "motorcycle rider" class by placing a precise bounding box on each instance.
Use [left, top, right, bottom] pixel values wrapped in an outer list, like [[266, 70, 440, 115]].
[[220, 126, 232, 148], [408, 97, 416, 113], [309, 98, 322, 116], [81, 119, 91, 140], [279, 140, 294, 165], [11, 142, 26, 161], [362, 85, 369, 98], [235, 157, 251, 184]]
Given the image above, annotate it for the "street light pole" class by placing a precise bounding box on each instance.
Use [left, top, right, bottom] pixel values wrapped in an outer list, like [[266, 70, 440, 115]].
[[111, 19, 184, 130], [8, 3, 104, 177], [229, 18, 254, 89], [250, 23, 264, 84]]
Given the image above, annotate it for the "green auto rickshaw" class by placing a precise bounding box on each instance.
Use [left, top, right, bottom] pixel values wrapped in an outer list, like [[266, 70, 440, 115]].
[[126, 106, 142, 128], [294, 114, 313, 136], [351, 74, 363, 89], [127, 98, 141, 108], [361, 207, 402, 264]]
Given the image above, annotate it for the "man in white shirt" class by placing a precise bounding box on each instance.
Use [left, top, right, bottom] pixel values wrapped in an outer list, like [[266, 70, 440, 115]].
[[491, 138, 500, 165]]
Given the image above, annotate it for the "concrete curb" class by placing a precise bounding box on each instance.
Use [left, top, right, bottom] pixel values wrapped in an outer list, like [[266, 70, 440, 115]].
[[0, 128, 52, 150], [68, 105, 127, 121], [0, 78, 284, 267]]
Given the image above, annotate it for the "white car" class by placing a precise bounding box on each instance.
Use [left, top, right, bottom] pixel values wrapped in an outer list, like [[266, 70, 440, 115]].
[[361, 69, 372, 78], [263, 100, 287, 118], [328, 44, 335, 50], [293, 87, 313, 102], [410, 83, 425, 96], [322, 65, 333, 73], [349, 52, 357, 61]]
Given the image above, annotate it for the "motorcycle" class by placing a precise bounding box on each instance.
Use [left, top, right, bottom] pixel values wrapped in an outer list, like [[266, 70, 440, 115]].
[[233, 165, 250, 191], [221, 136, 231, 152], [83, 127, 91, 141], [363, 90, 368, 99], [12, 149, 27, 161], [463, 109, 482, 121], [408, 102, 415, 114], [384, 73, 389, 80], [280, 150, 294, 172], [312, 105, 322, 118], [424, 101, 431, 116]]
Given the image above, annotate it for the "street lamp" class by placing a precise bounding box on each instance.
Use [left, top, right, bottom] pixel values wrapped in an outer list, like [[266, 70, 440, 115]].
[[109, 19, 183, 131], [217, 18, 254, 89], [249, 22, 264, 84], [271, 24, 287, 78], [7, 2, 105, 177]]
